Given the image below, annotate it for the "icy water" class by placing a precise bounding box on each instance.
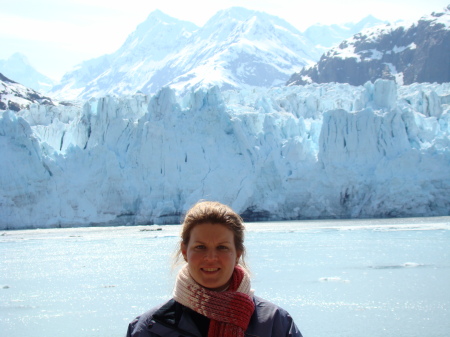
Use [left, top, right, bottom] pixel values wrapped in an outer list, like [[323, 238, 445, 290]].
[[1, 217, 449, 337]]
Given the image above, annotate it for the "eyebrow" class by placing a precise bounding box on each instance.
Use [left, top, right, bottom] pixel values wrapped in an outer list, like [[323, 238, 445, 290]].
[[193, 240, 232, 245]]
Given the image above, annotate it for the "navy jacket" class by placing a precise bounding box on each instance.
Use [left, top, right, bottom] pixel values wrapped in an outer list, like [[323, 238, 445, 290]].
[[126, 296, 302, 337]]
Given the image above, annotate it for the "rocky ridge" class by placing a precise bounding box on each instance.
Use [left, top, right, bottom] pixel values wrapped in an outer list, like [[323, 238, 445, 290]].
[[287, 5, 450, 86], [0, 73, 54, 112]]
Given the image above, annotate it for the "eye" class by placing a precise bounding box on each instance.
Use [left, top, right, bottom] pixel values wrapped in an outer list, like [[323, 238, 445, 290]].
[[218, 245, 229, 250], [195, 245, 206, 250]]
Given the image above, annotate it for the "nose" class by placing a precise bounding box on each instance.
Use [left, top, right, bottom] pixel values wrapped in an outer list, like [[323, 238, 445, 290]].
[[204, 249, 217, 261]]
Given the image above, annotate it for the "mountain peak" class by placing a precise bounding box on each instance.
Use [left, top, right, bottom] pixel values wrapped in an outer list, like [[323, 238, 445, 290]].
[[144, 9, 184, 24], [0, 53, 55, 93], [211, 6, 297, 28], [51, 6, 317, 99], [303, 15, 388, 50], [8, 52, 31, 67], [355, 15, 386, 27], [199, 6, 303, 42], [130, 9, 198, 40], [213, 6, 256, 20], [200, 7, 258, 32]]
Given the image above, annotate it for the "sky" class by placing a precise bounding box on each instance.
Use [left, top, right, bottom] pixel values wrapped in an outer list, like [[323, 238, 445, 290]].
[[0, 0, 448, 81]]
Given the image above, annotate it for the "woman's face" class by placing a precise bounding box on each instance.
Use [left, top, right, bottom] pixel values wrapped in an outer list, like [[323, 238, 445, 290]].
[[182, 222, 241, 291]]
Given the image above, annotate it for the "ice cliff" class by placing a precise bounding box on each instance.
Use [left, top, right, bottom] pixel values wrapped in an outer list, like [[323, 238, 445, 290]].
[[1, 79, 449, 229]]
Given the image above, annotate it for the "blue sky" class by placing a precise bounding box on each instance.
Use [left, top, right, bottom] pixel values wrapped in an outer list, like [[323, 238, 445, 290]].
[[0, 0, 448, 81]]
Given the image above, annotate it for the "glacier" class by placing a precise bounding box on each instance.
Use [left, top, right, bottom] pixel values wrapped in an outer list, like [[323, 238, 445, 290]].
[[1, 79, 449, 229]]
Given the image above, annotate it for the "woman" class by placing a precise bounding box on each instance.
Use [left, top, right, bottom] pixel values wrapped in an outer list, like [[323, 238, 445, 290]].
[[126, 201, 302, 337]]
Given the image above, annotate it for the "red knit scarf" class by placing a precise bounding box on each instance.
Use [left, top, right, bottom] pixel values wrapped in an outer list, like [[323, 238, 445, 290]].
[[173, 265, 255, 337]]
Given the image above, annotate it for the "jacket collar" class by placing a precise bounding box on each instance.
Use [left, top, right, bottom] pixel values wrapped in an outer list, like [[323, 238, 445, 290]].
[[148, 298, 260, 337], [148, 299, 201, 337]]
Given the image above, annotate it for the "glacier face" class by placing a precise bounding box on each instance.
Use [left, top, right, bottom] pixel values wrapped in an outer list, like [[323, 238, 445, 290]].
[[1, 80, 449, 229]]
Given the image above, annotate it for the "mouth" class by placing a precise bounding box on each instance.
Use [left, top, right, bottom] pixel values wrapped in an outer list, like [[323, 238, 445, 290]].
[[201, 268, 220, 272]]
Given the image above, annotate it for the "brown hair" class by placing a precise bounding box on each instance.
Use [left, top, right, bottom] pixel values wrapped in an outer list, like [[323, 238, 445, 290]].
[[175, 201, 247, 267]]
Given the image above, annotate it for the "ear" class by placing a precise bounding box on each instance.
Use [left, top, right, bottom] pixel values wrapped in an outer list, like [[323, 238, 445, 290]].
[[236, 251, 242, 264], [181, 242, 187, 262]]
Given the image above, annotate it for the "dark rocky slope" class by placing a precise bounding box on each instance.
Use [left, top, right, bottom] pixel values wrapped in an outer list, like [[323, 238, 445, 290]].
[[0, 73, 54, 112], [287, 5, 450, 86]]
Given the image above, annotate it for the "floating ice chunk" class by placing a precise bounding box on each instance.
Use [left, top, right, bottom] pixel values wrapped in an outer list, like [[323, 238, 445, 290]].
[[402, 262, 422, 268], [369, 262, 424, 269], [319, 277, 350, 283]]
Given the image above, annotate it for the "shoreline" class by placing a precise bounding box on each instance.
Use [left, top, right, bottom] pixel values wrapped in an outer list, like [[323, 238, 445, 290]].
[[2, 215, 449, 233]]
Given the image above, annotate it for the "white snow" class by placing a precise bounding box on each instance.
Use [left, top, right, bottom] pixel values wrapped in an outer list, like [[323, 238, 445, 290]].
[[1, 79, 449, 229], [384, 63, 404, 85], [424, 5, 450, 29], [0, 78, 54, 111], [335, 44, 361, 62], [50, 7, 319, 100], [393, 43, 417, 53], [366, 49, 383, 60]]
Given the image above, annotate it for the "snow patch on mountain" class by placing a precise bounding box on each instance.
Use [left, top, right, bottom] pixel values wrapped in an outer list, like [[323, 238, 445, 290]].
[[428, 6, 450, 28]]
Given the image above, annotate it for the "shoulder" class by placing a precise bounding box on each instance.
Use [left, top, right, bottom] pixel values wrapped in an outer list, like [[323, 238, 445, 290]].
[[248, 296, 302, 337], [126, 299, 177, 337], [252, 295, 292, 321]]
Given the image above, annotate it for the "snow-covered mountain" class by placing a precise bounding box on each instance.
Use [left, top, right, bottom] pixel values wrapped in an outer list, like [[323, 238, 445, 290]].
[[303, 15, 388, 53], [0, 73, 54, 111], [50, 7, 319, 100], [50, 10, 198, 100], [1, 79, 449, 229], [287, 5, 450, 86], [0, 53, 56, 93]]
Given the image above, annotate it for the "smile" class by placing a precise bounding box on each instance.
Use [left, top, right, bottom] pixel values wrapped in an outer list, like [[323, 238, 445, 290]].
[[201, 268, 220, 272]]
